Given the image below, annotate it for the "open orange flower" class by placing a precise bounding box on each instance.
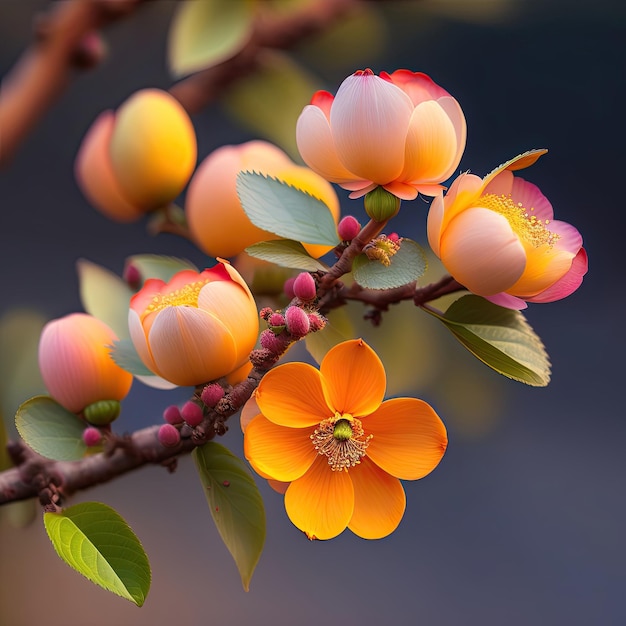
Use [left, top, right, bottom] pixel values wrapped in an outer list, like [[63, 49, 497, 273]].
[[244, 339, 447, 540]]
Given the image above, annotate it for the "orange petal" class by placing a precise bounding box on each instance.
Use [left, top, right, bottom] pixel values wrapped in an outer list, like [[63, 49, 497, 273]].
[[284, 456, 354, 540], [348, 457, 406, 539], [320, 339, 386, 417], [364, 398, 447, 480], [256, 362, 331, 427], [244, 415, 317, 482]]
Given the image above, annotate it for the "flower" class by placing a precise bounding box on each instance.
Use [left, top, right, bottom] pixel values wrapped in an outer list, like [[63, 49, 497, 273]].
[[243, 339, 447, 540], [185, 140, 340, 258], [75, 88, 197, 221], [427, 150, 588, 309], [128, 261, 258, 386], [38, 313, 133, 413], [296, 68, 466, 200]]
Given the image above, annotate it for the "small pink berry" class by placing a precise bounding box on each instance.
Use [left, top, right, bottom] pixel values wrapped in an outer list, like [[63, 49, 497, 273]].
[[181, 401, 203, 427], [285, 306, 310, 338], [387, 232, 400, 243], [201, 383, 224, 407], [158, 423, 181, 447], [163, 404, 183, 425], [269, 312, 285, 327], [292, 272, 317, 302], [337, 215, 361, 241], [283, 276, 296, 299], [83, 426, 102, 447], [123, 262, 142, 289]]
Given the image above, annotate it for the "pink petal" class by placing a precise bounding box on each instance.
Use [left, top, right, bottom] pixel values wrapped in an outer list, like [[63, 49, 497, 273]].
[[526, 247, 588, 303], [485, 173, 554, 222], [440, 208, 526, 296], [484, 293, 528, 310], [385, 69, 451, 103], [382, 180, 419, 200], [296, 104, 359, 184], [330, 72, 413, 184], [550, 220, 583, 255]]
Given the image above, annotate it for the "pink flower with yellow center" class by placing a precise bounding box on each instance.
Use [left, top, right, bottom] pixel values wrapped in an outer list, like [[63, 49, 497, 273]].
[[296, 68, 466, 200], [38, 313, 133, 413], [128, 262, 258, 387], [427, 150, 588, 309], [244, 339, 447, 540]]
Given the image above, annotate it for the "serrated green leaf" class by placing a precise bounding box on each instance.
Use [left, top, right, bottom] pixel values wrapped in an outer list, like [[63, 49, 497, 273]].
[[193, 442, 265, 591], [44, 502, 151, 606], [424, 295, 551, 386], [108, 339, 154, 377], [237, 172, 340, 248], [77, 259, 132, 340], [352, 238, 427, 290], [127, 254, 198, 284], [15, 396, 88, 461], [245, 240, 329, 272], [222, 50, 320, 158], [168, 0, 254, 77]]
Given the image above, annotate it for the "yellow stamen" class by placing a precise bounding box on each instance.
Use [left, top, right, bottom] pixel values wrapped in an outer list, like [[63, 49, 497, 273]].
[[310, 416, 372, 471], [480, 193, 560, 248], [145, 280, 209, 314]]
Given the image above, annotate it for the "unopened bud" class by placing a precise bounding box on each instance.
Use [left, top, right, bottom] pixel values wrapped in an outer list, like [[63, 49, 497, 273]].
[[292, 272, 317, 302], [260, 329, 289, 352], [285, 306, 310, 338], [283, 276, 296, 300], [158, 423, 181, 448], [83, 426, 102, 447], [364, 186, 401, 222], [163, 404, 183, 425], [123, 262, 142, 289], [307, 312, 327, 332], [201, 383, 224, 407], [181, 401, 203, 427], [83, 399, 121, 426], [337, 215, 361, 241]]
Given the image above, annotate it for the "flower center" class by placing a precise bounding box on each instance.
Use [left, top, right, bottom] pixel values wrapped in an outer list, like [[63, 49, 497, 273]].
[[310, 413, 373, 472], [145, 280, 210, 314], [480, 193, 560, 248]]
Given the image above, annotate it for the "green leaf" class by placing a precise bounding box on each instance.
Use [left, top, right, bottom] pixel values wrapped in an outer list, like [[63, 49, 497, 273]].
[[15, 396, 89, 461], [304, 308, 353, 364], [127, 254, 198, 284], [109, 339, 154, 377], [168, 0, 255, 77], [245, 240, 329, 272], [44, 502, 151, 606], [222, 50, 320, 158], [424, 295, 551, 386], [352, 238, 427, 290], [77, 259, 132, 340], [237, 172, 340, 248], [193, 442, 265, 591]]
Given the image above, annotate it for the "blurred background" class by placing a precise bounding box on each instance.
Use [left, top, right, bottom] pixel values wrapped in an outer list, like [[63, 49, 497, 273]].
[[0, 1, 624, 624]]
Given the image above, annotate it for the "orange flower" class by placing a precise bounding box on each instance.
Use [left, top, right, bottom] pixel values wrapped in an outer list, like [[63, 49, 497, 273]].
[[244, 339, 447, 540]]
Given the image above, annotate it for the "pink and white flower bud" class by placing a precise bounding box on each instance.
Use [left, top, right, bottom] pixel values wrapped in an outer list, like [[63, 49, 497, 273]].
[[337, 215, 361, 241], [163, 405, 183, 425], [285, 306, 310, 338], [158, 423, 181, 448], [83, 426, 102, 447], [292, 272, 317, 302], [181, 401, 204, 427]]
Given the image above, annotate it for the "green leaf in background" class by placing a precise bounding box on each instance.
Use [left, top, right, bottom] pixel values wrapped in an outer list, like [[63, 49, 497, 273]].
[[424, 295, 551, 386], [15, 396, 89, 461], [245, 240, 329, 272], [44, 502, 151, 606], [77, 259, 133, 340], [167, 0, 255, 77], [352, 238, 428, 290], [223, 50, 320, 159], [126, 254, 198, 284], [304, 307, 354, 365], [108, 339, 154, 377], [193, 442, 265, 591], [237, 172, 340, 248]]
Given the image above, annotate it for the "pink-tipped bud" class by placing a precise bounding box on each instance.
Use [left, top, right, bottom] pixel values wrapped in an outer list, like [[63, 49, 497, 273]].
[[163, 404, 183, 425], [285, 306, 310, 338], [123, 262, 142, 289], [83, 426, 102, 447], [283, 276, 296, 300], [158, 423, 181, 448], [292, 272, 317, 302], [387, 232, 400, 243], [181, 401, 203, 427], [201, 383, 225, 407], [337, 215, 361, 241], [307, 312, 327, 332], [260, 329, 289, 352], [269, 313, 285, 327]]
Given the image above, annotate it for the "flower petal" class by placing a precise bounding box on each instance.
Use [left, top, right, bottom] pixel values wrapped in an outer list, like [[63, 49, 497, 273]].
[[128, 308, 160, 375], [320, 339, 386, 417], [296, 104, 360, 184], [256, 362, 331, 427], [484, 292, 528, 310], [526, 247, 588, 303], [284, 455, 354, 540], [365, 398, 447, 480], [440, 207, 527, 295], [485, 172, 554, 222], [331, 73, 413, 184], [244, 414, 317, 482], [147, 306, 237, 386], [348, 457, 406, 539]]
